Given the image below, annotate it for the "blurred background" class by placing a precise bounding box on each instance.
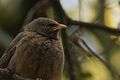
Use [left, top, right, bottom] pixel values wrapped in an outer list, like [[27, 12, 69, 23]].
[[0, 0, 120, 80]]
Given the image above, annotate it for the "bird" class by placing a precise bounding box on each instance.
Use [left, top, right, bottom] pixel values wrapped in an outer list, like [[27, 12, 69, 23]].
[[0, 17, 66, 80]]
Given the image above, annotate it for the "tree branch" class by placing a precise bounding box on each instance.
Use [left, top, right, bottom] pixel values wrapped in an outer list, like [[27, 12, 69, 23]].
[[72, 37, 120, 79], [68, 21, 120, 35], [51, 0, 120, 35]]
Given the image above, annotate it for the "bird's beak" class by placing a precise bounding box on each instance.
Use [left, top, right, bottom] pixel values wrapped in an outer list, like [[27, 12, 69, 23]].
[[58, 23, 67, 29], [53, 23, 67, 31]]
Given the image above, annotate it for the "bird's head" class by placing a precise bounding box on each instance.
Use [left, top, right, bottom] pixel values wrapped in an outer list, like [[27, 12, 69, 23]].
[[23, 18, 67, 39]]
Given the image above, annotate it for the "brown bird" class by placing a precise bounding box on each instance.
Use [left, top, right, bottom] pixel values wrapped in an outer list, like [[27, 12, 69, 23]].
[[0, 18, 66, 80]]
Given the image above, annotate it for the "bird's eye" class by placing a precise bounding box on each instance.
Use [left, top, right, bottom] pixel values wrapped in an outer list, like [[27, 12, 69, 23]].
[[48, 23, 57, 27]]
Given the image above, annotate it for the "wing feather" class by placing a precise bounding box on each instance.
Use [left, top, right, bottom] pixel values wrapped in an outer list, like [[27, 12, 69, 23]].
[[0, 32, 25, 68]]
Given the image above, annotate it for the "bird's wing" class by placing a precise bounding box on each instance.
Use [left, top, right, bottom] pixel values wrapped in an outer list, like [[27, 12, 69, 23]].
[[0, 32, 25, 68], [8, 34, 47, 78]]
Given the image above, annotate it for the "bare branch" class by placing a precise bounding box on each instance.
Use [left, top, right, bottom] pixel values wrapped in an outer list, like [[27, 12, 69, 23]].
[[68, 21, 120, 35], [72, 37, 120, 79]]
